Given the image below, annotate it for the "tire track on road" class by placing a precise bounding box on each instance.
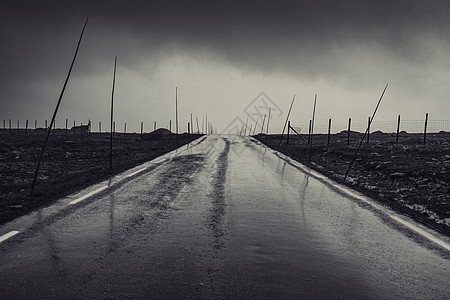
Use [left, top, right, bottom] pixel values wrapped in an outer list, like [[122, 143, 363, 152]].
[[208, 138, 230, 249]]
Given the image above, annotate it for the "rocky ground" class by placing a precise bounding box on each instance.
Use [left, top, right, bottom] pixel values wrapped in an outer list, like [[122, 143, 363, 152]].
[[0, 130, 201, 225], [256, 131, 450, 237]]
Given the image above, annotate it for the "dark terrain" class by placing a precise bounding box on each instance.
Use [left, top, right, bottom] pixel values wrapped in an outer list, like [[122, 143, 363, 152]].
[[0, 129, 201, 225], [256, 131, 450, 237]]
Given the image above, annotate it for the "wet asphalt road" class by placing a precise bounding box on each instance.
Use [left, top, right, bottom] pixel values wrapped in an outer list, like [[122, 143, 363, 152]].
[[1, 135, 449, 299]]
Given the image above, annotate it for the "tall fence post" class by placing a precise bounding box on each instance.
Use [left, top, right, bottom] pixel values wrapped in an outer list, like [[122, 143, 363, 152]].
[[327, 118, 331, 145], [9, 119, 12, 134], [307, 120, 312, 144], [17, 120, 20, 131], [424, 113, 428, 144], [65, 118, 68, 134], [35, 120, 37, 130], [308, 94, 317, 165], [124, 122, 127, 136], [367, 116, 371, 143], [140, 122, 143, 140], [266, 108, 271, 142], [261, 114, 266, 134], [154, 121, 156, 131], [188, 122, 190, 136], [25, 120, 29, 134], [109, 56, 117, 170], [73, 120, 76, 135], [2, 119, 5, 130], [99, 121, 102, 133], [196, 117, 200, 134], [347, 118, 351, 146], [396, 114, 401, 143]]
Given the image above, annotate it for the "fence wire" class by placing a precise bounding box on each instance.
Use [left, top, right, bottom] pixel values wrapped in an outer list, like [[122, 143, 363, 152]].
[[291, 119, 450, 134]]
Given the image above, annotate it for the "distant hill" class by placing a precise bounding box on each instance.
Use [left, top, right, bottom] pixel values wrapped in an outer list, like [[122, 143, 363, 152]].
[[142, 128, 172, 140]]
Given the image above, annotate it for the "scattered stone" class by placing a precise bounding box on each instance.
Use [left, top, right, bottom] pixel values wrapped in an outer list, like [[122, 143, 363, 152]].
[[389, 172, 405, 179]]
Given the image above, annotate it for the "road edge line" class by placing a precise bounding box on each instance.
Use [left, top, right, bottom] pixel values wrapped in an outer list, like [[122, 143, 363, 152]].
[[0, 231, 20, 244]]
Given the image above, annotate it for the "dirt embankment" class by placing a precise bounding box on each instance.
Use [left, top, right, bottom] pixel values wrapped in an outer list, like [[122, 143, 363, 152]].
[[0, 131, 202, 225], [256, 132, 450, 237]]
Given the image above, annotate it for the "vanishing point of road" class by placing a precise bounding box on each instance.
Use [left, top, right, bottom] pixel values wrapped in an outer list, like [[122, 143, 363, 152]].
[[1, 135, 449, 299]]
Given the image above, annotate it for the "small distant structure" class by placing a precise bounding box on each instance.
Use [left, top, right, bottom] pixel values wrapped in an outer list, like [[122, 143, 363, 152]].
[[70, 123, 90, 135]]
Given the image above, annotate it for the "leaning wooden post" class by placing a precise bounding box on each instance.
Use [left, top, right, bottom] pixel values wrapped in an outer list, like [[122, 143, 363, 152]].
[[367, 116, 371, 143], [424, 113, 428, 144], [278, 95, 295, 149], [344, 84, 388, 181], [261, 114, 266, 134], [140, 122, 143, 139], [396, 114, 401, 143], [347, 118, 351, 146], [287, 121, 290, 145], [30, 18, 89, 195], [327, 118, 331, 145], [109, 56, 117, 170], [188, 122, 190, 136]]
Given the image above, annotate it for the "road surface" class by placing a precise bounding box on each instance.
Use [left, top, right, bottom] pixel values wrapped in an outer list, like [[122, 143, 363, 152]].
[[1, 135, 449, 299]]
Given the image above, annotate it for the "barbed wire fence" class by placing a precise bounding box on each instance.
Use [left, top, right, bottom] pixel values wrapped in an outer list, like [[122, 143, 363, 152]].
[[291, 119, 450, 135]]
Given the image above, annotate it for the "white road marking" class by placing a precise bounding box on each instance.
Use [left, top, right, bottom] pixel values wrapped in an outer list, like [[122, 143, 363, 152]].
[[69, 186, 108, 205], [125, 167, 147, 178], [0, 231, 20, 243]]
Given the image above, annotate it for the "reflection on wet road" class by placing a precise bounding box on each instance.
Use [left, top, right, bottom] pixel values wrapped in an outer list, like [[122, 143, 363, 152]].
[[0, 135, 449, 299]]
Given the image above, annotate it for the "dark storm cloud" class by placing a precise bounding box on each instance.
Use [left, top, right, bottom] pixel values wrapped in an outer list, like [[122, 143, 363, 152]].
[[1, 0, 449, 116], [2, 0, 449, 74]]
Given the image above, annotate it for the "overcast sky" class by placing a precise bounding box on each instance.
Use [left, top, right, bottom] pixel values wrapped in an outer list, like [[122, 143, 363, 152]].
[[1, 0, 449, 133]]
